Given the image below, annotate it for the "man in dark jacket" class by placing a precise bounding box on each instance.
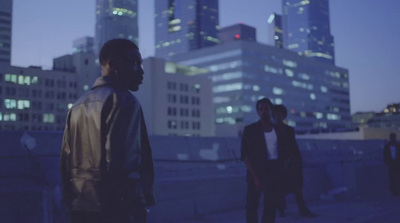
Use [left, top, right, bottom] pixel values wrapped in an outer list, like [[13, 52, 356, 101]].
[[60, 39, 155, 223], [383, 132, 400, 196], [241, 98, 296, 223], [272, 105, 316, 218]]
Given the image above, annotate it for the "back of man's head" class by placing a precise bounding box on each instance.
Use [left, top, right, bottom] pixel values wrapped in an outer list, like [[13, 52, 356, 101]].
[[273, 104, 288, 120], [99, 39, 139, 66]]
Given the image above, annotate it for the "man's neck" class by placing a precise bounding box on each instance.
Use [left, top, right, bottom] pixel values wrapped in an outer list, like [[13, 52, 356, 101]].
[[261, 120, 273, 132]]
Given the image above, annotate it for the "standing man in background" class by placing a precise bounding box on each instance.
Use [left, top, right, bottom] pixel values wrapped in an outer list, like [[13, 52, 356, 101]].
[[60, 39, 155, 223], [241, 98, 294, 223], [383, 132, 400, 196], [272, 104, 316, 218]]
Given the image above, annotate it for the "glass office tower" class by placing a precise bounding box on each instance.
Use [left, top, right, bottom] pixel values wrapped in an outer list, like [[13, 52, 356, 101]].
[[171, 40, 350, 136], [155, 0, 220, 59], [95, 0, 138, 55], [283, 0, 335, 64], [0, 0, 12, 64]]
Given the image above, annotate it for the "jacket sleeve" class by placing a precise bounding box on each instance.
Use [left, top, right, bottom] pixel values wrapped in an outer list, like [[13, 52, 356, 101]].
[[60, 111, 72, 205], [104, 92, 155, 206], [139, 108, 155, 206]]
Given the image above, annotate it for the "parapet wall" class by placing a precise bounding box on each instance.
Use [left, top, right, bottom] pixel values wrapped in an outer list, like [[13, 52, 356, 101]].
[[0, 131, 389, 222]]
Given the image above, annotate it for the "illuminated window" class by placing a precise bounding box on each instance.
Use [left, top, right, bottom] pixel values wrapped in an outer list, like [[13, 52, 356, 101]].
[[4, 99, 16, 109], [327, 113, 341, 120], [274, 98, 283, 105], [17, 100, 30, 109], [321, 86, 328, 93], [211, 72, 243, 82], [213, 83, 243, 93], [315, 112, 323, 119], [264, 65, 281, 74], [273, 87, 284, 95], [43, 113, 55, 123], [283, 60, 297, 68], [310, 93, 316, 100], [253, 85, 260, 91], [241, 105, 252, 112], [68, 103, 73, 109], [285, 69, 294, 77], [31, 76, 38, 84], [299, 73, 310, 80]]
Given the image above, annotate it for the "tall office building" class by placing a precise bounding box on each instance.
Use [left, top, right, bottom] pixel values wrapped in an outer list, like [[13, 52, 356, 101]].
[[267, 13, 284, 49], [155, 0, 220, 59], [283, 0, 335, 64], [95, 0, 138, 55], [0, 0, 12, 64]]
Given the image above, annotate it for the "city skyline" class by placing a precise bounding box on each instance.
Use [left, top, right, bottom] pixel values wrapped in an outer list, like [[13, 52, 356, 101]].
[[10, 0, 400, 114]]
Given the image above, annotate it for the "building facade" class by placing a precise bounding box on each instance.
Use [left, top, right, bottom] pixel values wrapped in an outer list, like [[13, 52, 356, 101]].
[[155, 0, 220, 59], [53, 51, 99, 97], [135, 57, 215, 136], [95, 0, 138, 54], [0, 0, 12, 64], [0, 64, 79, 131], [282, 0, 335, 64], [72, 36, 95, 54], [267, 13, 284, 49], [218, 23, 256, 44], [171, 40, 351, 136]]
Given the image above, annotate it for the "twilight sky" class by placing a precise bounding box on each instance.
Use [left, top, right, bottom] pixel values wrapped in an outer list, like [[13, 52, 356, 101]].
[[10, 0, 400, 114]]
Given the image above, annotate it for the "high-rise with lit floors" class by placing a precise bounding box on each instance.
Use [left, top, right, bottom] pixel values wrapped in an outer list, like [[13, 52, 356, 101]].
[[155, 0, 220, 59], [267, 13, 284, 49], [0, 0, 12, 64], [95, 0, 138, 54], [282, 0, 335, 64]]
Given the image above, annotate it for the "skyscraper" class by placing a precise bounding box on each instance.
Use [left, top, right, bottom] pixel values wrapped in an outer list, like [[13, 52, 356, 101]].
[[0, 0, 12, 64], [267, 13, 284, 49], [283, 0, 335, 64], [218, 23, 256, 44], [95, 0, 138, 55], [155, 0, 220, 59]]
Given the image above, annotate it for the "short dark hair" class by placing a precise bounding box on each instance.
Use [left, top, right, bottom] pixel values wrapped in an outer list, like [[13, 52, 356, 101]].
[[273, 104, 288, 119], [256, 98, 273, 110], [99, 39, 139, 66]]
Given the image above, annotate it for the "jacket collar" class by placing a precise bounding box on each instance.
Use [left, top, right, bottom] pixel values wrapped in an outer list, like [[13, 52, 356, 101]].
[[92, 76, 115, 89]]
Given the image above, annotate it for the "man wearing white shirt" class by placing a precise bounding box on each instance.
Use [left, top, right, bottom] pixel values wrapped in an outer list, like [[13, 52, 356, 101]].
[[383, 132, 400, 196], [241, 98, 296, 223]]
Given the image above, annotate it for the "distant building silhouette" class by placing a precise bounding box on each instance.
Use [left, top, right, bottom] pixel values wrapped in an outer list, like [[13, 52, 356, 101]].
[[352, 112, 375, 128], [0, 63, 78, 131], [95, 0, 138, 55], [170, 38, 351, 136], [218, 23, 256, 44], [283, 0, 335, 64], [155, 0, 220, 59], [0, 0, 12, 64], [134, 57, 215, 136], [72, 36, 95, 54], [267, 13, 284, 49], [352, 103, 400, 130]]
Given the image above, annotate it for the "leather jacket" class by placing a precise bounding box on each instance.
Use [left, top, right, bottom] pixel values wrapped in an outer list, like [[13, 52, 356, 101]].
[[60, 76, 155, 212]]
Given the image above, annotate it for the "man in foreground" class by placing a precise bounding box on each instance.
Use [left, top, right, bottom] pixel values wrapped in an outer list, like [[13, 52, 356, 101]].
[[60, 39, 155, 223]]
